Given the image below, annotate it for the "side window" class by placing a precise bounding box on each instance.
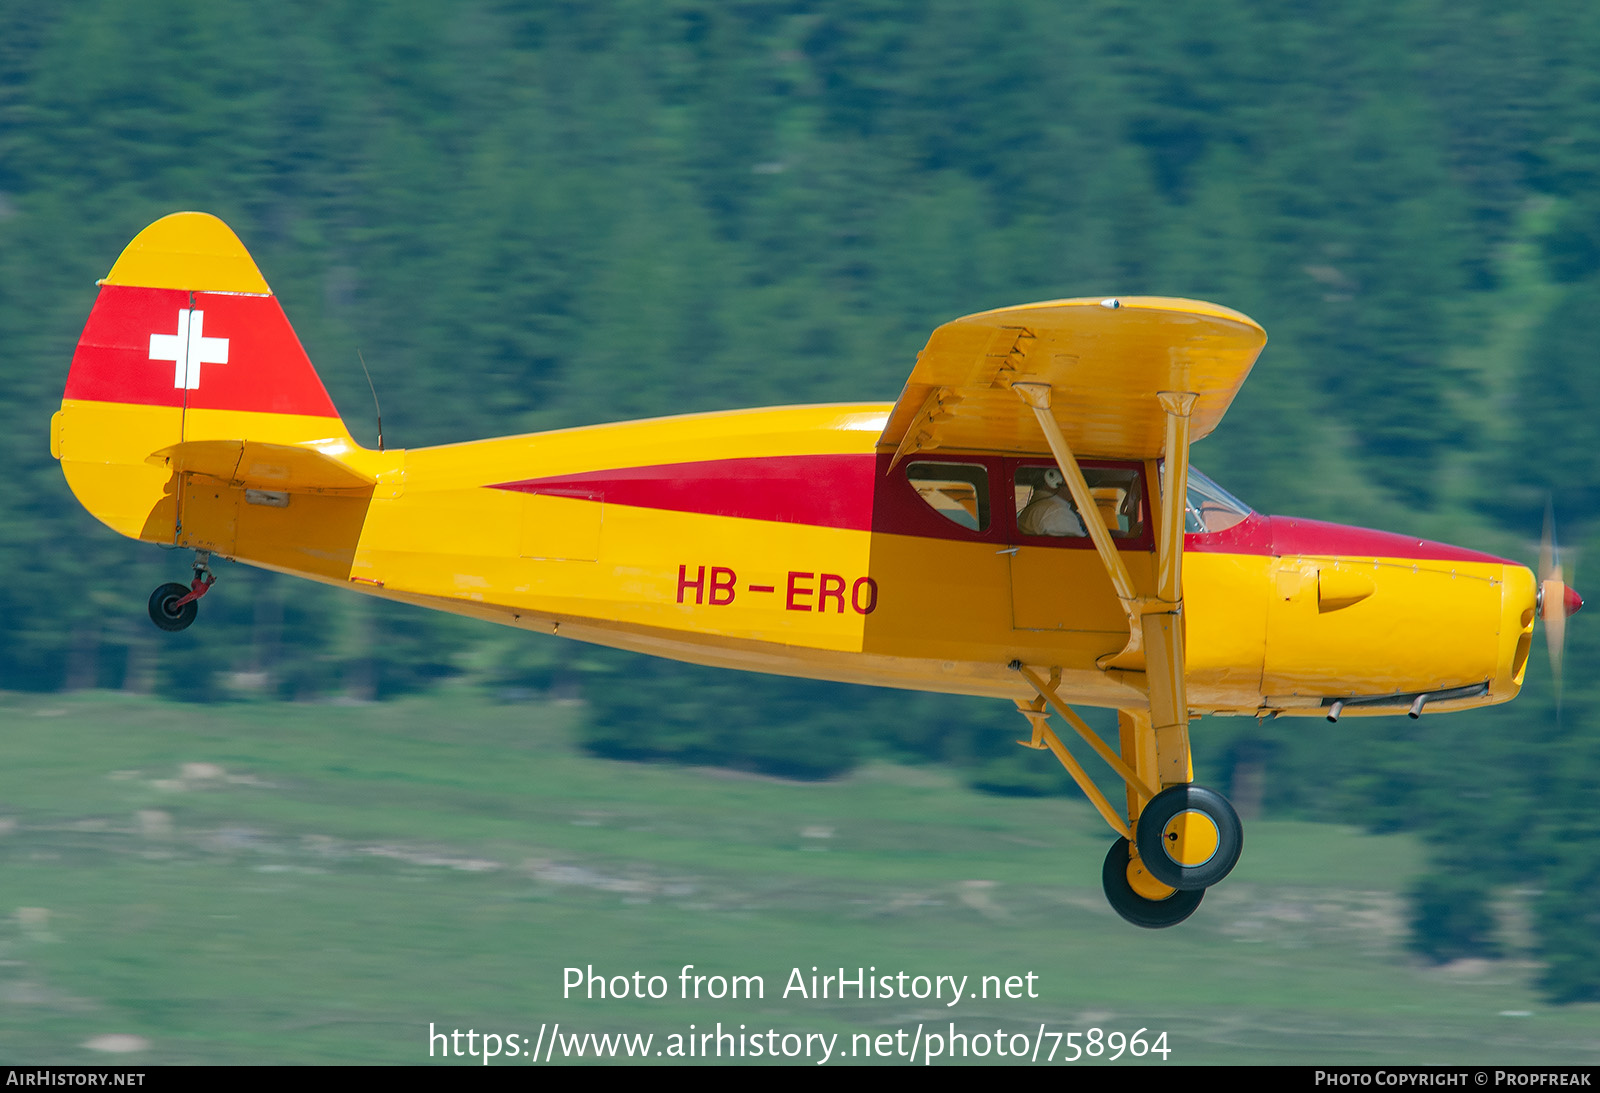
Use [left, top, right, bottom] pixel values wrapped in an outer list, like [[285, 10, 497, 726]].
[[906, 462, 989, 532], [1014, 464, 1144, 540]]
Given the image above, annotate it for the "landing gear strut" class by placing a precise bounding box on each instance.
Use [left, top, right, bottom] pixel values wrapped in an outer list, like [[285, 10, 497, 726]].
[[147, 552, 214, 632], [1011, 669, 1245, 928]]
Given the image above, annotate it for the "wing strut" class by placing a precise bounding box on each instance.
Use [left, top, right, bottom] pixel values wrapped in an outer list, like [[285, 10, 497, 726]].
[[1010, 383, 1199, 824], [1011, 382, 1144, 660], [1145, 391, 1197, 789]]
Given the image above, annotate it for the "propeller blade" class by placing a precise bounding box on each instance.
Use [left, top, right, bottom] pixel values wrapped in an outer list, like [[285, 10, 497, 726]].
[[1540, 499, 1555, 586], [1536, 503, 1580, 712], [1545, 577, 1567, 699]]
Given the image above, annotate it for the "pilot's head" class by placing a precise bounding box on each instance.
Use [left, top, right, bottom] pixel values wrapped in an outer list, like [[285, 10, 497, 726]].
[[1042, 468, 1064, 492]]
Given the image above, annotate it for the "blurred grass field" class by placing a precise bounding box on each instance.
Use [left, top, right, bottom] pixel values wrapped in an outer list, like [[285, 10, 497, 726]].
[[0, 689, 1595, 1065]]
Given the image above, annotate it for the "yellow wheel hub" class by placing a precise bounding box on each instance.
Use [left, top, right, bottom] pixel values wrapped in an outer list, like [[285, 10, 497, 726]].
[[1162, 809, 1220, 868], [1126, 854, 1177, 901]]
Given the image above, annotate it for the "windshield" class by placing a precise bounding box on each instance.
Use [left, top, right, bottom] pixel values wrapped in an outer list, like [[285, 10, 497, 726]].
[[1185, 468, 1252, 533]]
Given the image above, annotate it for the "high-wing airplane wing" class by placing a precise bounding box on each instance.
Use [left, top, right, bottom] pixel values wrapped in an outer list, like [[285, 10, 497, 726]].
[[877, 297, 1267, 463]]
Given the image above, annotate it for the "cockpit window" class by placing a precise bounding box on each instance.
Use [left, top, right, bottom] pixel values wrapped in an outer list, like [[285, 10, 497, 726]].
[[1185, 468, 1252, 533], [906, 461, 989, 531]]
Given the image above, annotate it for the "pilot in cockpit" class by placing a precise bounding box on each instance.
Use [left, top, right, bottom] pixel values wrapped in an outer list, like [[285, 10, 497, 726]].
[[1016, 468, 1086, 537]]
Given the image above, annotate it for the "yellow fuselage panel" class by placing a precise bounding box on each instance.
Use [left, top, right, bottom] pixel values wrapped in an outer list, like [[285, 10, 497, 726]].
[[1261, 555, 1531, 710], [1183, 551, 1270, 699], [1267, 557, 1498, 696], [401, 404, 890, 490]]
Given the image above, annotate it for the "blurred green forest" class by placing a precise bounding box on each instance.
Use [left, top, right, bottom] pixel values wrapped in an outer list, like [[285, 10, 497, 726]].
[[3, 1, 1600, 999]]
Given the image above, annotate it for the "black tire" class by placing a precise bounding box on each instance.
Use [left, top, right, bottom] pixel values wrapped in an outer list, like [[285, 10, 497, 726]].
[[1101, 838, 1204, 928], [148, 582, 198, 632], [1135, 784, 1243, 891]]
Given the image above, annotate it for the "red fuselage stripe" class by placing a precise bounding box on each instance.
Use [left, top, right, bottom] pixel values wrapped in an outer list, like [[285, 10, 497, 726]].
[[492, 454, 876, 531], [489, 454, 1517, 565]]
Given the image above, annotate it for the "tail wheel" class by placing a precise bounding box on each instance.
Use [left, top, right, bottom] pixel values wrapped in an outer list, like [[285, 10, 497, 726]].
[[1135, 784, 1243, 891], [1101, 838, 1203, 928], [148, 582, 198, 632]]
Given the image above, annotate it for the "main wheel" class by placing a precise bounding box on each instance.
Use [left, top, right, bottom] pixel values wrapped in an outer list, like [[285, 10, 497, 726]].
[[1135, 784, 1243, 891], [1101, 838, 1203, 928], [148, 582, 198, 632]]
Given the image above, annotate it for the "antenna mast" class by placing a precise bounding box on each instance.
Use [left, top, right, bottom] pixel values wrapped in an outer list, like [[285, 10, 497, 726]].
[[356, 348, 384, 452]]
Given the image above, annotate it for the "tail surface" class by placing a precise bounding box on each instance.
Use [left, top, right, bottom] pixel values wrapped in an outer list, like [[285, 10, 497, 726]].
[[56, 213, 379, 572]]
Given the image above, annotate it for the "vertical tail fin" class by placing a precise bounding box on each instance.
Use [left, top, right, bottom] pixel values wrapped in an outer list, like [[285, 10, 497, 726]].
[[56, 212, 361, 546]]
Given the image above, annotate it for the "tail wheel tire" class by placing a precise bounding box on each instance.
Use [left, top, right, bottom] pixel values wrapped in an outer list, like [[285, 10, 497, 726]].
[[1135, 784, 1243, 891], [148, 582, 198, 632], [1101, 838, 1204, 928]]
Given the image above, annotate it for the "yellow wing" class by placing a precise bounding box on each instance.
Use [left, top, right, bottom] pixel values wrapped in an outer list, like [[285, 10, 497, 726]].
[[877, 296, 1267, 462]]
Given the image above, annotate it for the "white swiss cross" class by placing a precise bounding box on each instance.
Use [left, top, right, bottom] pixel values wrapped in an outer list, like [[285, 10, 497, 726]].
[[149, 308, 229, 390]]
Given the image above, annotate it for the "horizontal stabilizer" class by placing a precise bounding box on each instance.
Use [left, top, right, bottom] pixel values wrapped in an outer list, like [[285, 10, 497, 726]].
[[149, 439, 375, 493]]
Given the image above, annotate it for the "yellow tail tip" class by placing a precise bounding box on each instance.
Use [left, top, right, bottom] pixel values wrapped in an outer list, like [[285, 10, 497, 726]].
[[100, 212, 271, 295]]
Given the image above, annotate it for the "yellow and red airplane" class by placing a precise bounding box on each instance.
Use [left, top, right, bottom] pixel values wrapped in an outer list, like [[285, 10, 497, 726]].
[[53, 212, 1583, 927]]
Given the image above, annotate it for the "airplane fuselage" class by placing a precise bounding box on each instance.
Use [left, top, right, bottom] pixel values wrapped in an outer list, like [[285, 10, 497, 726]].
[[81, 399, 1529, 718]]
